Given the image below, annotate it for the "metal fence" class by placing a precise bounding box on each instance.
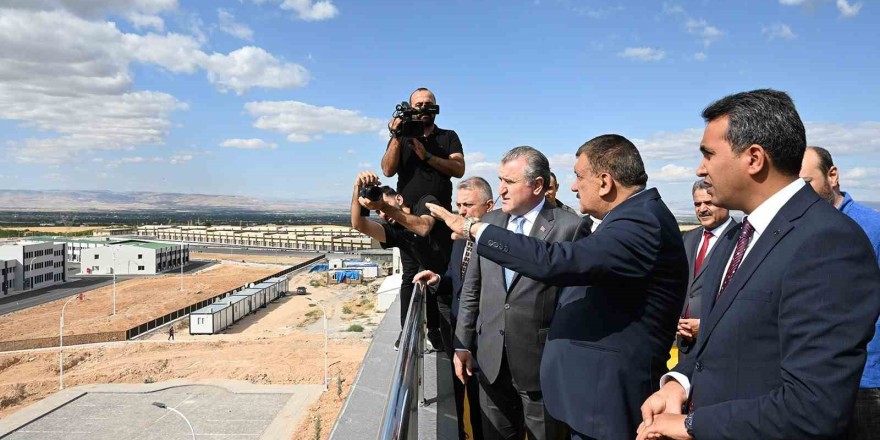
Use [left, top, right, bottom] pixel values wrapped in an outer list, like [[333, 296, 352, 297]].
[[378, 282, 426, 440], [124, 254, 325, 339]]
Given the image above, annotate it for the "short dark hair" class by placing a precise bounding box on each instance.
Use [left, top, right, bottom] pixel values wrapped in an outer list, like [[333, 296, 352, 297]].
[[576, 134, 648, 187], [549, 172, 559, 189], [701, 89, 806, 176], [692, 179, 710, 195], [380, 186, 398, 197], [409, 88, 435, 103], [501, 146, 551, 191], [807, 146, 835, 175]]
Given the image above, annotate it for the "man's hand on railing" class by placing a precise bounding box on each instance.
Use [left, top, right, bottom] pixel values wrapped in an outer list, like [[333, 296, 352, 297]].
[[413, 270, 440, 287], [453, 350, 474, 384]]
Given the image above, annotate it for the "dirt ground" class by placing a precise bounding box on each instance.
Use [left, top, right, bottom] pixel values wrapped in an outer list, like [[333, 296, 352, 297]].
[[193, 251, 310, 266], [0, 271, 384, 440], [0, 226, 100, 233], [0, 262, 282, 341]]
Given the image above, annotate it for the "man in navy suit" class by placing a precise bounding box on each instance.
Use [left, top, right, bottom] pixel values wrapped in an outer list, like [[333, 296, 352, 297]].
[[427, 135, 689, 439], [416, 176, 495, 440], [676, 179, 738, 362], [638, 89, 880, 440]]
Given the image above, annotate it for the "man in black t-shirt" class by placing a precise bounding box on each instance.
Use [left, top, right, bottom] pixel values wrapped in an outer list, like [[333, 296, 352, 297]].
[[381, 88, 465, 210], [349, 171, 452, 351]]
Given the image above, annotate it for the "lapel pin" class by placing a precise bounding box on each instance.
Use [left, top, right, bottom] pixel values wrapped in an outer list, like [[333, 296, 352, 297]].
[[773, 230, 780, 235], [540, 226, 546, 233]]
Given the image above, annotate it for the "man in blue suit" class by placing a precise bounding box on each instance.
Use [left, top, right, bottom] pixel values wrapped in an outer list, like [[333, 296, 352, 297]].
[[427, 134, 689, 439], [638, 89, 880, 440]]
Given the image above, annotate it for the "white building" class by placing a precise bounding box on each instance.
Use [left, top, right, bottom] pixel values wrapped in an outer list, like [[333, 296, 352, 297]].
[[1, 259, 18, 296], [27, 236, 114, 262], [0, 241, 67, 294], [79, 240, 189, 275]]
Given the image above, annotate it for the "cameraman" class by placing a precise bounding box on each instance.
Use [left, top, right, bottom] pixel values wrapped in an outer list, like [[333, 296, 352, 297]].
[[381, 88, 465, 210], [350, 171, 452, 351]]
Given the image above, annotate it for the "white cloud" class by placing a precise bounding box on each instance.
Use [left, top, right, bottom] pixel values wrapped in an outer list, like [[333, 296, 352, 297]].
[[837, 0, 862, 17], [358, 162, 372, 168], [841, 168, 880, 190], [217, 9, 254, 41], [346, 148, 355, 154], [804, 121, 880, 154], [685, 19, 723, 46], [762, 23, 797, 40], [280, 0, 339, 21], [105, 156, 165, 168], [170, 153, 193, 164], [466, 152, 487, 163], [244, 101, 384, 143], [220, 138, 278, 150], [127, 12, 164, 31], [618, 47, 666, 61], [693, 52, 707, 61], [250, 0, 339, 21], [3, 0, 178, 19], [547, 153, 578, 173], [652, 164, 695, 182], [779, 0, 807, 4], [633, 128, 705, 161], [203, 47, 309, 94]]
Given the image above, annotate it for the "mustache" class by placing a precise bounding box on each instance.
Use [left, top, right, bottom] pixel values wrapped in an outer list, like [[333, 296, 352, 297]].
[[698, 210, 712, 217]]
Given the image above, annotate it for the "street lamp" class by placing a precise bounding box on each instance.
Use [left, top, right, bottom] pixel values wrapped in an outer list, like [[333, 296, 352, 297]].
[[152, 402, 196, 440], [178, 245, 185, 291], [111, 245, 117, 315], [308, 298, 329, 392], [59, 293, 82, 390]]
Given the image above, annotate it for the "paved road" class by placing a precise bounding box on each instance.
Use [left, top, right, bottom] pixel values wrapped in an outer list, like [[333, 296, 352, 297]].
[[0, 261, 215, 316]]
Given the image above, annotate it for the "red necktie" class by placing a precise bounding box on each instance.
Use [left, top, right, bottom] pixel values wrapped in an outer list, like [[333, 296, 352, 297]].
[[717, 218, 755, 298], [693, 229, 714, 274]]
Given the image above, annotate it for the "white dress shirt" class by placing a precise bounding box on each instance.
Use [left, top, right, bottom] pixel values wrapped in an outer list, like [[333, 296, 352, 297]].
[[696, 216, 735, 257], [662, 178, 806, 395]]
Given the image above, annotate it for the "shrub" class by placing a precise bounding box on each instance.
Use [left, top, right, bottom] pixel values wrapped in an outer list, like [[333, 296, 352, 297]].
[[345, 324, 364, 332]]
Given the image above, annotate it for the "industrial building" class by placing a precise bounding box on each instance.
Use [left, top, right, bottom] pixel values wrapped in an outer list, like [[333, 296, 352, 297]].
[[137, 224, 377, 252], [79, 240, 189, 275], [0, 241, 67, 294], [27, 236, 116, 262]]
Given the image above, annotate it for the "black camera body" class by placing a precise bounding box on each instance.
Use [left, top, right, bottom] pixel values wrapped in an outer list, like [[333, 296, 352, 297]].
[[358, 184, 383, 202], [391, 101, 440, 138]]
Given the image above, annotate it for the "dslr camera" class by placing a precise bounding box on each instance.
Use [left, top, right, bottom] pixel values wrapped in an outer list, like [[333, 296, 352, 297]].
[[357, 184, 384, 217], [390, 101, 440, 138]]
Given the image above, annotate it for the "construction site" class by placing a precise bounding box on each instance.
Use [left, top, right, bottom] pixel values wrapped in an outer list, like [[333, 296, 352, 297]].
[[0, 251, 385, 439]]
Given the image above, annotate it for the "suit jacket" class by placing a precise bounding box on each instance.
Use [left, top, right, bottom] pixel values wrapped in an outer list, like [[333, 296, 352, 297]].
[[455, 203, 589, 392], [674, 185, 880, 440], [676, 219, 739, 359], [436, 239, 467, 322], [475, 188, 688, 438]]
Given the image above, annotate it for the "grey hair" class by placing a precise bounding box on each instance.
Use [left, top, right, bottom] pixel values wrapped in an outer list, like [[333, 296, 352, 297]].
[[457, 176, 493, 202], [500, 146, 551, 191], [692, 179, 711, 195]]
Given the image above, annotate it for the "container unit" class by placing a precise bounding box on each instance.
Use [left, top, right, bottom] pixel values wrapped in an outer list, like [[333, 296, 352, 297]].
[[232, 287, 265, 310], [270, 276, 289, 296], [189, 303, 233, 335], [253, 282, 278, 302], [214, 295, 251, 321]]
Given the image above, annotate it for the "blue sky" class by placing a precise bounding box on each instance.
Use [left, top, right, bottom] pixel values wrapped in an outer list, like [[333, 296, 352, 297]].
[[1, 0, 878, 213]]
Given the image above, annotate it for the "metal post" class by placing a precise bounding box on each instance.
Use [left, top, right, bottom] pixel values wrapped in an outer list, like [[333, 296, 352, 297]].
[[179, 247, 184, 291], [59, 294, 80, 390], [111, 246, 116, 315]]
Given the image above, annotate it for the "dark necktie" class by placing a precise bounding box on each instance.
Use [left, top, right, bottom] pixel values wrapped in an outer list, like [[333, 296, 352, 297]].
[[459, 240, 473, 280], [717, 218, 755, 298]]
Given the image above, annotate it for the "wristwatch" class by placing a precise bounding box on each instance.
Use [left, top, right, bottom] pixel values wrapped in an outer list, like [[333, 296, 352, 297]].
[[684, 413, 694, 436], [462, 217, 478, 241], [423, 151, 433, 162]]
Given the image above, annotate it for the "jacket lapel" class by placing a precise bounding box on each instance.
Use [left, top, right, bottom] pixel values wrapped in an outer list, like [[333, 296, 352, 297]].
[[692, 220, 739, 284], [695, 187, 817, 354], [507, 204, 555, 292]]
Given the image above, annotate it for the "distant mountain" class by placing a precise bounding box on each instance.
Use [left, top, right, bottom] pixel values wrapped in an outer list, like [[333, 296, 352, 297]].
[[0, 189, 348, 213]]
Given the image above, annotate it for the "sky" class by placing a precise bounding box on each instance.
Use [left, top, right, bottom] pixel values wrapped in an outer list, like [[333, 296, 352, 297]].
[[0, 0, 878, 213]]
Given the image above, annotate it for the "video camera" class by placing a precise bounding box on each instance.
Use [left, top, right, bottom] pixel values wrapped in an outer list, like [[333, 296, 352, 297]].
[[390, 101, 440, 138]]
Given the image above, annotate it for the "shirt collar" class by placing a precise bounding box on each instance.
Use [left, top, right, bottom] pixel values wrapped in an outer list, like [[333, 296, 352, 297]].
[[707, 216, 734, 237], [745, 178, 805, 236], [839, 191, 854, 212], [512, 198, 545, 226]]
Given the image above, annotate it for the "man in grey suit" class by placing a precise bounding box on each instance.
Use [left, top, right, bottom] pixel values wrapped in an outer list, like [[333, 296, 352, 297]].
[[454, 146, 589, 440], [676, 179, 738, 361]]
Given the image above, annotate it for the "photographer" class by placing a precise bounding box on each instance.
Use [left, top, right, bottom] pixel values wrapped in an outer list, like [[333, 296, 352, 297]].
[[381, 88, 465, 210], [350, 171, 452, 351]]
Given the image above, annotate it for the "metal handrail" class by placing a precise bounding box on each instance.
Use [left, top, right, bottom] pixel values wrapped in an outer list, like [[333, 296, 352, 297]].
[[378, 282, 426, 439]]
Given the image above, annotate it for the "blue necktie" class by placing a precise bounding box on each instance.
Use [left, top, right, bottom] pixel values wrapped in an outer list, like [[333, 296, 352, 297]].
[[504, 216, 526, 289]]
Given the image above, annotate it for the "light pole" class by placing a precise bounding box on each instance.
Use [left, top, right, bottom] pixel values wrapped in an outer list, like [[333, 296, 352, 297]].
[[152, 402, 196, 440], [59, 293, 82, 390], [178, 246, 185, 291], [308, 299, 329, 392], [111, 245, 117, 315], [25, 256, 37, 291]]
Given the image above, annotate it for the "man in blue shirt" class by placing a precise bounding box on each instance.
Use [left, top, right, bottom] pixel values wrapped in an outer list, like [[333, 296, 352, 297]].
[[801, 145, 880, 439]]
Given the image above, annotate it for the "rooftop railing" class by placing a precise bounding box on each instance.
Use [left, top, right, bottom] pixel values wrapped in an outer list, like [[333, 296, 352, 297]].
[[378, 282, 426, 440]]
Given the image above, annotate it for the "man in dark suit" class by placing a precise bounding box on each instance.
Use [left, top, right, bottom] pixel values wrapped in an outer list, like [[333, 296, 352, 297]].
[[415, 175, 495, 440], [427, 135, 689, 439], [638, 89, 880, 440], [676, 179, 738, 362], [454, 146, 589, 440]]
